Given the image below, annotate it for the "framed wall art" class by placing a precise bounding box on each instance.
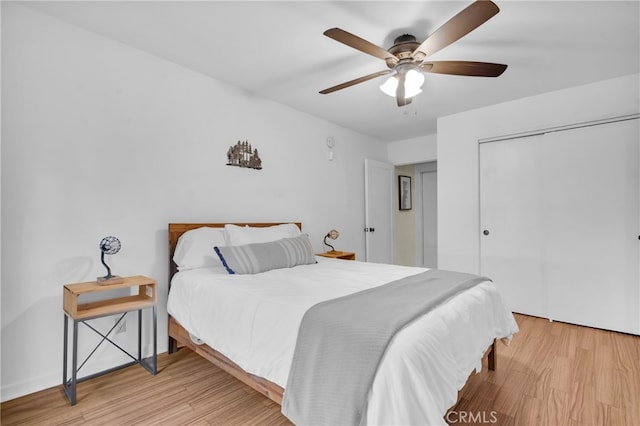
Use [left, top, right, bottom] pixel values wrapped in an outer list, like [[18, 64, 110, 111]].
[[399, 175, 412, 210]]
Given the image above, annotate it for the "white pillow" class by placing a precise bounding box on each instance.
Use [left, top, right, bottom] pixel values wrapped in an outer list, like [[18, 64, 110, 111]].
[[224, 223, 301, 246], [173, 227, 227, 271]]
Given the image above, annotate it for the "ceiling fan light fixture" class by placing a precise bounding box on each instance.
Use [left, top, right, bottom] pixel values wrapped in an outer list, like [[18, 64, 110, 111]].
[[407, 87, 423, 98], [379, 75, 398, 97], [379, 69, 424, 99], [405, 69, 425, 96]]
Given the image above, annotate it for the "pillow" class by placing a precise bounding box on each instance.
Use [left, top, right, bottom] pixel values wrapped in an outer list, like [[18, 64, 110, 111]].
[[214, 234, 316, 274], [224, 223, 301, 246], [173, 227, 227, 271]]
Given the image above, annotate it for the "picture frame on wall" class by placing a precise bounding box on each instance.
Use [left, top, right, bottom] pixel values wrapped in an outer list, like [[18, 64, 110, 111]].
[[399, 175, 412, 210]]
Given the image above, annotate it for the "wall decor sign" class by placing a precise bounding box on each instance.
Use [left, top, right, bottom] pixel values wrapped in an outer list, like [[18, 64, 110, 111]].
[[399, 175, 412, 210], [226, 140, 262, 170]]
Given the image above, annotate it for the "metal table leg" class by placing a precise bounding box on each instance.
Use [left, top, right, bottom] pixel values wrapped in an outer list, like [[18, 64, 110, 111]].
[[152, 305, 157, 374], [138, 309, 142, 363], [62, 314, 68, 400], [62, 308, 157, 404]]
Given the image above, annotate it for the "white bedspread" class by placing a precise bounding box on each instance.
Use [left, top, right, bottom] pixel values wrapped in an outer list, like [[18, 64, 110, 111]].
[[167, 257, 519, 425]]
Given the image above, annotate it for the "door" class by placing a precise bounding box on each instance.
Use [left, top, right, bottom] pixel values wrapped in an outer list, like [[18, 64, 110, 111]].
[[543, 121, 639, 334], [364, 159, 394, 263], [480, 135, 547, 318], [480, 118, 639, 334], [416, 162, 437, 268]]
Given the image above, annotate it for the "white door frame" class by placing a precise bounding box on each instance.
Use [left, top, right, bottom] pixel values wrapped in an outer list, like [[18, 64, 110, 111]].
[[414, 161, 437, 267]]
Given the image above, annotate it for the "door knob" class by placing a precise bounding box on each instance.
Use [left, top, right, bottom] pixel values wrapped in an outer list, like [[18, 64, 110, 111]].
[[483, 230, 490, 236]]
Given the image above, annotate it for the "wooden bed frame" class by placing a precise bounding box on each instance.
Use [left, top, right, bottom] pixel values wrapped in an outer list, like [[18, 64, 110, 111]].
[[167, 222, 496, 406]]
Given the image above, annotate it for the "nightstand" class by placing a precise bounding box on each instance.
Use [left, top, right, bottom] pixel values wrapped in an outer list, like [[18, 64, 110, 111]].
[[316, 250, 356, 260], [62, 275, 157, 405]]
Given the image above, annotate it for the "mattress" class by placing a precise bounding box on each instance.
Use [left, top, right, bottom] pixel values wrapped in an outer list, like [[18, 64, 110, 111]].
[[167, 256, 519, 425]]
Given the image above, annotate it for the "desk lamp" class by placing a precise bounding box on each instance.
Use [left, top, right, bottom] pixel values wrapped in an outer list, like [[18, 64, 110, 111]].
[[323, 229, 340, 252]]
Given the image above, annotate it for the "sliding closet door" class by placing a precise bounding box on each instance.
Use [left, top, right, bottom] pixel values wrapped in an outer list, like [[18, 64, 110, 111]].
[[480, 118, 639, 334], [479, 135, 547, 318], [543, 120, 639, 334]]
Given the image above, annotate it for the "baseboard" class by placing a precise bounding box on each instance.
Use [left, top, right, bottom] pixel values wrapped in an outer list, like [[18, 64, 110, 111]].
[[1, 344, 159, 403]]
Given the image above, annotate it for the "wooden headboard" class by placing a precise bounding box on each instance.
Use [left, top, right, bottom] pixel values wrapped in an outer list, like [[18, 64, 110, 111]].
[[168, 222, 302, 288]]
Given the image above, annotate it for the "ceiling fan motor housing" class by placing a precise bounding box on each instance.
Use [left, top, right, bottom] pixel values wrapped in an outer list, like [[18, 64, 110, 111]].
[[386, 34, 420, 66]]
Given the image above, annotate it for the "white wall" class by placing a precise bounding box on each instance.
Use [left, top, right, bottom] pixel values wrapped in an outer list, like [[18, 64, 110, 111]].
[[438, 73, 640, 274], [0, 4, 387, 401], [386, 133, 436, 166]]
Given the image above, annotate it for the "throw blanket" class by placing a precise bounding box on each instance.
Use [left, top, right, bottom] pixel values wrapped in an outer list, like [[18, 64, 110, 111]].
[[281, 269, 489, 426]]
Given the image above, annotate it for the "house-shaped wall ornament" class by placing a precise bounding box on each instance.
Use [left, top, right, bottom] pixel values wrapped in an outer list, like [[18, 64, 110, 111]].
[[226, 140, 262, 170]]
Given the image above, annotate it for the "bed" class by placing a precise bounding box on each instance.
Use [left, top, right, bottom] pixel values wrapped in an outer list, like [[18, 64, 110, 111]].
[[166, 222, 519, 425]]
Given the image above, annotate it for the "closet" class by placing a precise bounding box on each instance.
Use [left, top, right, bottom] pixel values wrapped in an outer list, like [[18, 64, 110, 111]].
[[479, 117, 639, 335]]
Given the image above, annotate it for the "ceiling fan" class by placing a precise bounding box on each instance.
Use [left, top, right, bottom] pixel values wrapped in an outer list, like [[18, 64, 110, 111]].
[[319, 0, 507, 107]]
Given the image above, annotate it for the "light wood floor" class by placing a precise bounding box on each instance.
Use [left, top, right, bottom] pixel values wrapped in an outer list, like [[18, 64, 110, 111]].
[[448, 314, 639, 425], [2, 314, 638, 425]]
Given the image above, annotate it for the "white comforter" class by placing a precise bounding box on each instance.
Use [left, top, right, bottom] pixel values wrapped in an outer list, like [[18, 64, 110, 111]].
[[167, 257, 519, 425]]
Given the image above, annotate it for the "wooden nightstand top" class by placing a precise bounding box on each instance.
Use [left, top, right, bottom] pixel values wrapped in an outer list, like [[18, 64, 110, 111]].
[[63, 275, 156, 320], [316, 250, 356, 261]]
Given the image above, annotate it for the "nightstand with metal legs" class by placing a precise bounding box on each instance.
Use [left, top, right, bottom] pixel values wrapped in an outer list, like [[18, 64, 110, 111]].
[[62, 275, 157, 405]]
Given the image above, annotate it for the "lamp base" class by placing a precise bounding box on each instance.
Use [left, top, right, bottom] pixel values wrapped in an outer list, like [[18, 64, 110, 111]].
[[97, 275, 124, 285]]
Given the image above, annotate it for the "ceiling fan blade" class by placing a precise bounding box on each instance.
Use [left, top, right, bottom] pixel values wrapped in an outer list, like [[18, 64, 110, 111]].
[[319, 70, 392, 94], [395, 72, 412, 107], [411, 0, 500, 62], [419, 61, 507, 77], [324, 28, 399, 65], [397, 95, 412, 107]]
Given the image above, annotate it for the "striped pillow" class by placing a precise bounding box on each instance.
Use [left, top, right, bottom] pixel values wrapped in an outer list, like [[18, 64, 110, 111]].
[[214, 234, 316, 274]]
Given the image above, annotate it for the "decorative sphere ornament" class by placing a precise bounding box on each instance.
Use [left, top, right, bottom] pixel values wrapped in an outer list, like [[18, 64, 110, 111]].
[[100, 236, 121, 255], [98, 236, 123, 284]]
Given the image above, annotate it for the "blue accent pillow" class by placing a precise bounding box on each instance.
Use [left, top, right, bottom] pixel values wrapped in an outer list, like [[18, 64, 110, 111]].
[[214, 234, 316, 274]]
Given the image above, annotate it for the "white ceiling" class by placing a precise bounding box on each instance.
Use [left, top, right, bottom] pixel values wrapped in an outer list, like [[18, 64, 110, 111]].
[[23, 1, 640, 142]]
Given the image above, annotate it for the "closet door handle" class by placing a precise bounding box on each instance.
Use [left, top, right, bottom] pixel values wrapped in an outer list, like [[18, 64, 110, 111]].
[[483, 229, 490, 236]]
